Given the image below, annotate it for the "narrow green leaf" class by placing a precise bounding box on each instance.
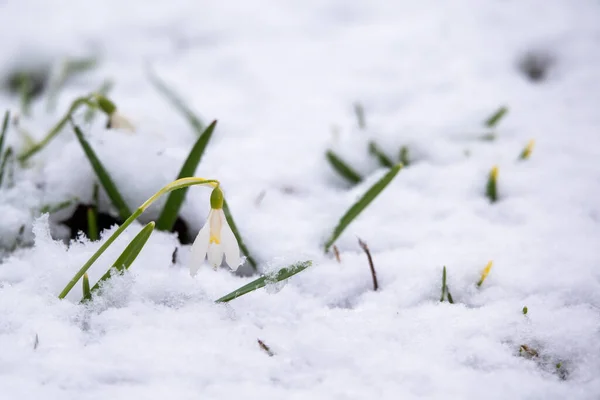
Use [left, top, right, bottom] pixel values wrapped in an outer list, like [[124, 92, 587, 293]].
[[324, 164, 402, 252], [440, 266, 447, 302], [223, 199, 257, 271], [19, 74, 33, 117], [522, 306, 528, 315], [326, 150, 363, 185], [215, 260, 312, 303], [0, 110, 10, 158], [485, 166, 498, 203], [447, 288, 454, 304], [84, 80, 114, 123], [84, 222, 155, 302], [71, 121, 131, 220], [87, 207, 98, 241], [0, 147, 13, 187], [40, 198, 77, 214], [368, 141, 394, 168], [82, 273, 91, 302], [156, 121, 217, 232], [440, 266, 454, 303], [484, 106, 508, 128], [519, 139, 535, 160], [148, 71, 205, 133], [399, 146, 410, 167]]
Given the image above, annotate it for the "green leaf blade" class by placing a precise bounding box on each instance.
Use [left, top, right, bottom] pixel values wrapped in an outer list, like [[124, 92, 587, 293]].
[[156, 121, 217, 232], [324, 164, 402, 252], [71, 122, 132, 221], [368, 141, 394, 168], [0, 110, 9, 157], [485, 106, 508, 128], [326, 150, 363, 185], [215, 260, 312, 303]]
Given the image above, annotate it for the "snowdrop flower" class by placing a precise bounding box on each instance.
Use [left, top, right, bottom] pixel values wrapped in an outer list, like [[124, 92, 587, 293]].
[[189, 186, 241, 276], [95, 94, 135, 132]]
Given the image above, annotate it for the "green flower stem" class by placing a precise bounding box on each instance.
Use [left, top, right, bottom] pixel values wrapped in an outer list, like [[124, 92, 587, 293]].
[[58, 177, 219, 299], [18, 96, 95, 163]]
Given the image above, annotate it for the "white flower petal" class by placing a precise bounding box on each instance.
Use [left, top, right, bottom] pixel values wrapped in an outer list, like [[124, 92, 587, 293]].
[[207, 244, 224, 269], [110, 112, 135, 132], [189, 222, 210, 276], [220, 214, 241, 271]]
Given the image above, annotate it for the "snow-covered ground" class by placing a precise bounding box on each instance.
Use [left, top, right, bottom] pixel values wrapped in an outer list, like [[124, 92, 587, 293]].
[[1, 0, 600, 398]]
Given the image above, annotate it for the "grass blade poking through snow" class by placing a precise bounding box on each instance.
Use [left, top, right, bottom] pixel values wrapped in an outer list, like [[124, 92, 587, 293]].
[[399, 146, 410, 167], [485, 166, 499, 203], [59, 177, 219, 299], [324, 164, 402, 252], [215, 260, 312, 303], [368, 141, 394, 168], [519, 139, 535, 160], [326, 150, 363, 185], [156, 121, 217, 232], [484, 106, 508, 128], [440, 266, 454, 303], [84, 221, 155, 302], [82, 273, 91, 302], [71, 121, 132, 221], [87, 206, 99, 241], [223, 199, 257, 271], [148, 70, 205, 134], [0, 110, 9, 157], [476, 260, 493, 287], [0, 148, 13, 188]]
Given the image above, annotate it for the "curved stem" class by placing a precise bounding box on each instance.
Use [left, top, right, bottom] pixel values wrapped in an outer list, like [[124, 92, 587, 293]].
[[58, 177, 219, 299], [19, 96, 93, 163]]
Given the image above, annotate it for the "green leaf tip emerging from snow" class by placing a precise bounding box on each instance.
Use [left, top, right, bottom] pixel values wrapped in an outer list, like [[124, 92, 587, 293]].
[[324, 163, 402, 252], [215, 260, 312, 303], [71, 121, 132, 221], [326, 149, 363, 185], [148, 70, 205, 134], [156, 121, 217, 232], [484, 106, 508, 128], [485, 166, 499, 203], [368, 141, 394, 168], [82, 221, 155, 303], [440, 266, 454, 304]]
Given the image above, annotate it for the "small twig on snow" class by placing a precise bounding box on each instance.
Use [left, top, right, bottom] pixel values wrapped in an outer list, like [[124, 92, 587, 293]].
[[332, 244, 341, 263], [358, 238, 378, 291]]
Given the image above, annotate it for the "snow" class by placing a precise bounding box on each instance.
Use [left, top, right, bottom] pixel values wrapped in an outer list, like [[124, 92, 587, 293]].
[[1, 0, 600, 398]]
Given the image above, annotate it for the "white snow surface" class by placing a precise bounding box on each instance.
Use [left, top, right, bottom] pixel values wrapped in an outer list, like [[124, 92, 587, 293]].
[[1, 0, 600, 399]]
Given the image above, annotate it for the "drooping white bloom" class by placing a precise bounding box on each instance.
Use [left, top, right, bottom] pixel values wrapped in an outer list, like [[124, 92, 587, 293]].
[[108, 112, 135, 132], [189, 207, 241, 276]]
